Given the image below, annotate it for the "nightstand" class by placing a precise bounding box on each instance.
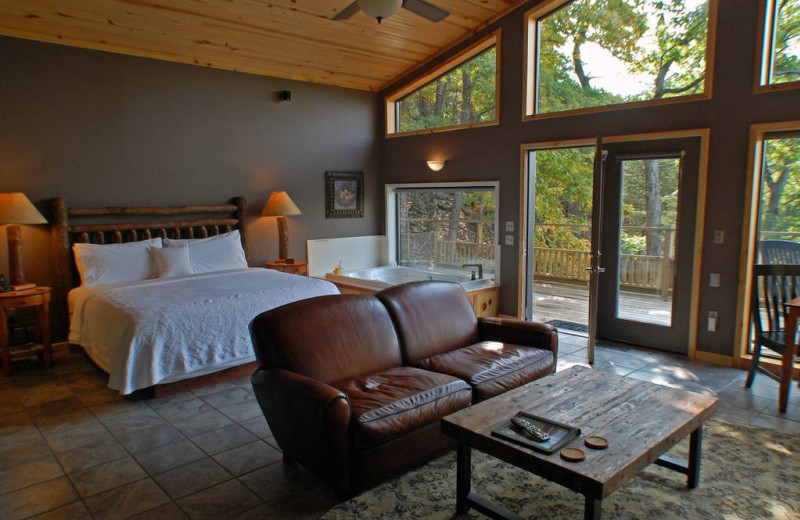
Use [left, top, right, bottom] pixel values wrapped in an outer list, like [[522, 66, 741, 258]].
[[265, 260, 308, 276], [0, 286, 53, 376]]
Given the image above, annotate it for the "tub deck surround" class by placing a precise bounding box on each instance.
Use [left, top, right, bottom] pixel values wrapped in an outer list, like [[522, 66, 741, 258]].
[[326, 266, 498, 317]]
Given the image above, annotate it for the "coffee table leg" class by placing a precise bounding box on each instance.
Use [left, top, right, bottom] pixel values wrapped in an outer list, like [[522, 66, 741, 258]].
[[584, 496, 602, 520], [687, 425, 702, 489], [456, 442, 471, 514]]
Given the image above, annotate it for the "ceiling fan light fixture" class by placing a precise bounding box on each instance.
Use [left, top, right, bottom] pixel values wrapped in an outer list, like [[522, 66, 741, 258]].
[[358, 0, 403, 22]]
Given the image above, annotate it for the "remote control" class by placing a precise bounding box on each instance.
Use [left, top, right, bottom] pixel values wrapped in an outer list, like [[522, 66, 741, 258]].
[[511, 416, 551, 442]]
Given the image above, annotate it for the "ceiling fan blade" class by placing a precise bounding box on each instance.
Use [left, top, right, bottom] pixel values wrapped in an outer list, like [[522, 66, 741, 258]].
[[402, 0, 449, 22], [333, 1, 361, 20]]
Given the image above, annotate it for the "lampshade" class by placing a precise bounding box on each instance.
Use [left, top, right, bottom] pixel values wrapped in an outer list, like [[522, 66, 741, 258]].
[[427, 160, 446, 172], [0, 193, 47, 225], [261, 191, 302, 217], [358, 0, 402, 20]]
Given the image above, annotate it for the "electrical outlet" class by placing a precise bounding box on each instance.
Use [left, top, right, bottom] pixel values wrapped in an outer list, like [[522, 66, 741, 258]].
[[505, 235, 514, 246], [709, 273, 720, 287], [707, 311, 718, 332], [713, 230, 724, 244], [505, 221, 515, 232]]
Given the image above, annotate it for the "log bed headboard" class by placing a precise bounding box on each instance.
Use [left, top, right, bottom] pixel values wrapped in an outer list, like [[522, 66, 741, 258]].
[[47, 197, 248, 340]]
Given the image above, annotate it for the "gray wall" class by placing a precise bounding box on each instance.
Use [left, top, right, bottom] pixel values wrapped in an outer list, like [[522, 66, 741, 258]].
[[0, 36, 380, 289], [379, 0, 800, 356]]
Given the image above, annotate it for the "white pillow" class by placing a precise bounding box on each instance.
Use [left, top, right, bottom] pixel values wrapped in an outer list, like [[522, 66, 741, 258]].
[[73, 238, 163, 287], [164, 230, 247, 273], [150, 245, 194, 278]]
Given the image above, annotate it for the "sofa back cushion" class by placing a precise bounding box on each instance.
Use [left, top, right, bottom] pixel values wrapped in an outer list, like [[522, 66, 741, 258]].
[[377, 281, 480, 364], [250, 294, 403, 383]]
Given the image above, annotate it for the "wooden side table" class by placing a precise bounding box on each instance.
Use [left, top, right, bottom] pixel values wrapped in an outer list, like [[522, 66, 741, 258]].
[[0, 286, 53, 376], [265, 260, 308, 276]]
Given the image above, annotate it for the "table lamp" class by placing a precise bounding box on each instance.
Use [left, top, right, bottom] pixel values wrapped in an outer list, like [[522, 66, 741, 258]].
[[261, 191, 301, 263], [0, 193, 48, 289]]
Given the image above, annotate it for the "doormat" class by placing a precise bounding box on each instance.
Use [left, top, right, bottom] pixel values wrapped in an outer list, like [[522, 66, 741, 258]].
[[545, 320, 589, 333]]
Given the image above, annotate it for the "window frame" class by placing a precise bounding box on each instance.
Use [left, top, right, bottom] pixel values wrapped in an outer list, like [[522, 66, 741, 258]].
[[385, 31, 501, 137], [755, 0, 800, 92], [385, 181, 501, 284], [522, 0, 718, 121]]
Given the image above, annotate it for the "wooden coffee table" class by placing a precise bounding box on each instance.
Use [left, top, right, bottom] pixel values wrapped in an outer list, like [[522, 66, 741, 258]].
[[441, 365, 718, 520]]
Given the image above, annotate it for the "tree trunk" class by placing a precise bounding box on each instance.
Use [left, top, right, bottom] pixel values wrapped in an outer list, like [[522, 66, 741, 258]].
[[645, 160, 663, 257], [460, 68, 473, 124], [572, 41, 592, 88], [433, 81, 447, 118], [448, 193, 463, 245]]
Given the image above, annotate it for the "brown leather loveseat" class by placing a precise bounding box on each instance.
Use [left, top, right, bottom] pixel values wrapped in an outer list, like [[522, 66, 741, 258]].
[[250, 281, 558, 497]]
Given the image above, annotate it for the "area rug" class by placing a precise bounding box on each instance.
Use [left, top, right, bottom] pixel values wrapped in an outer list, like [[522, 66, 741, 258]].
[[322, 420, 798, 519]]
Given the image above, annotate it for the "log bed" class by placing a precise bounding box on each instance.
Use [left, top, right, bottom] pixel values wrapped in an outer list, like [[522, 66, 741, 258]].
[[48, 197, 256, 396]]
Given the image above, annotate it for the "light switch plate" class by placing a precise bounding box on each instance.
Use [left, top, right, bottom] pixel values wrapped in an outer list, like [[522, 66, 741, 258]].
[[710, 273, 720, 287], [505, 221, 515, 232], [713, 230, 724, 244], [505, 235, 514, 246]]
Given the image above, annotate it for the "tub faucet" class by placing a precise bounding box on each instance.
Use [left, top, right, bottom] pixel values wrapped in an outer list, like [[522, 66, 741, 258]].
[[462, 263, 483, 280]]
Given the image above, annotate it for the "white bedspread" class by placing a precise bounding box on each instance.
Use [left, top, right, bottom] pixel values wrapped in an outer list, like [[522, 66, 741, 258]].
[[68, 268, 339, 394]]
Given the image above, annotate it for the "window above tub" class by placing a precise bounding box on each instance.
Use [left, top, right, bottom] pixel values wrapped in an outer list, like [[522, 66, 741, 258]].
[[385, 183, 499, 283]]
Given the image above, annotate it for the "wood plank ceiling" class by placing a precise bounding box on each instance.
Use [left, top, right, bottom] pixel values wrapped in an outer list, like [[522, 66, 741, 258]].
[[0, 0, 523, 91]]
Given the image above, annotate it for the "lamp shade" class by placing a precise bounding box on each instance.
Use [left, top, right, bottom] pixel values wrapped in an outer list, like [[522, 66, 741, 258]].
[[0, 193, 47, 225], [358, 0, 402, 20], [261, 191, 302, 217]]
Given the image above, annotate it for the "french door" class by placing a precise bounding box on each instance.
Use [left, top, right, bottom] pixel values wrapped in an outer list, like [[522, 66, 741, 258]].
[[594, 137, 702, 354], [525, 135, 703, 357]]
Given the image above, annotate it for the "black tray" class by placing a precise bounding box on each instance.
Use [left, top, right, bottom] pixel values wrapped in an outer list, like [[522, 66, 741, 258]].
[[491, 412, 580, 454]]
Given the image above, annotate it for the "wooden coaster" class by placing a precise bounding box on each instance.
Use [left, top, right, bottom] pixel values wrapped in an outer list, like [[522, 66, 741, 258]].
[[559, 447, 586, 462], [585, 436, 609, 450]]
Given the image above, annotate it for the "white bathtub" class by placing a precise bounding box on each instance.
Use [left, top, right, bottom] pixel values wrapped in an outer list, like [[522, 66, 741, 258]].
[[325, 265, 494, 292]]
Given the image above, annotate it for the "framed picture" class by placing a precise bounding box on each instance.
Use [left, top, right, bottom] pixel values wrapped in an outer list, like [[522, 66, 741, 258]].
[[326, 170, 364, 218]]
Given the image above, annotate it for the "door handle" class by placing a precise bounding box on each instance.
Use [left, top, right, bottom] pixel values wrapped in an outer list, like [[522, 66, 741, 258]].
[[584, 266, 606, 273]]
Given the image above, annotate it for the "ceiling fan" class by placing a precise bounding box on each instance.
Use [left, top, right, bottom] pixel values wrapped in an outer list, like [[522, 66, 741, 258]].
[[333, 0, 450, 24]]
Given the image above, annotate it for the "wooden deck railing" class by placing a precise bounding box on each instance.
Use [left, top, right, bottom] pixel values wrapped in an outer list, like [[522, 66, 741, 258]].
[[533, 248, 674, 296]]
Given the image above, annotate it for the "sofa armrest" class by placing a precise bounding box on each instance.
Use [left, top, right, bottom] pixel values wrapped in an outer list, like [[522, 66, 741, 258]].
[[251, 368, 352, 495], [477, 317, 559, 364]]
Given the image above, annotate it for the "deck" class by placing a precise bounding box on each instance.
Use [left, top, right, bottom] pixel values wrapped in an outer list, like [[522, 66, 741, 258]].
[[531, 280, 672, 329]]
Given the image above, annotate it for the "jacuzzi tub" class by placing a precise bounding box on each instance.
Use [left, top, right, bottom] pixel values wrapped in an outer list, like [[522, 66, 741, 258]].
[[325, 265, 494, 293]]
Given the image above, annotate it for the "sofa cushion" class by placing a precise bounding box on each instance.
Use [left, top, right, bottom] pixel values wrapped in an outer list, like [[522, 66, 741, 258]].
[[377, 281, 480, 364], [414, 342, 555, 402], [332, 366, 471, 448], [250, 294, 403, 384]]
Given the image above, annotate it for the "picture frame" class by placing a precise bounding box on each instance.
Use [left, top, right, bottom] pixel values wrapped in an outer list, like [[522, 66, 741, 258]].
[[326, 170, 364, 218]]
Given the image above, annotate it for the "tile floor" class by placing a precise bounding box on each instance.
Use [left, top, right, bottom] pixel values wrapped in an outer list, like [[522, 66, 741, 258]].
[[1, 336, 798, 520]]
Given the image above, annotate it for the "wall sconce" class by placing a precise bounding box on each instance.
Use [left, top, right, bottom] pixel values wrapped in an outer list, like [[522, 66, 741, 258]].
[[426, 160, 446, 172]]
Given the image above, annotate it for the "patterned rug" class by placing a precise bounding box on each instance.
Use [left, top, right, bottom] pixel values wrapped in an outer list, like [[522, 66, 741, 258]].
[[322, 420, 798, 519]]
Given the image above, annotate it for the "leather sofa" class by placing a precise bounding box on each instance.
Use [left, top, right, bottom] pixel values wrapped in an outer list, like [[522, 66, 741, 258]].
[[250, 281, 558, 497]]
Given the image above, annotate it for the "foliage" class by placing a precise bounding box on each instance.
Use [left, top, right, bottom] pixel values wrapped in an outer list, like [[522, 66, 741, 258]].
[[760, 137, 800, 236], [397, 190, 496, 268], [772, 0, 800, 84], [397, 47, 496, 132], [538, 0, 708, 113]]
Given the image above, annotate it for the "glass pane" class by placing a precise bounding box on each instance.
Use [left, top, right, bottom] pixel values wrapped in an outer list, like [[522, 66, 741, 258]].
[[396, 47, 496, 133], [536, 0, 709, 114], [758, 136, 800, 257], [616, 158, 680, 326], [530, 147, 595, 332], [396, 189, 496, 280], [770, 0, 800, 85]]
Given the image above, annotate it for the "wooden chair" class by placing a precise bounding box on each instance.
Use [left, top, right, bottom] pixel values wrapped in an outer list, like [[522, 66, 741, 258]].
[[760, 240, 800, 265], [746, 264, 800, 412]]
